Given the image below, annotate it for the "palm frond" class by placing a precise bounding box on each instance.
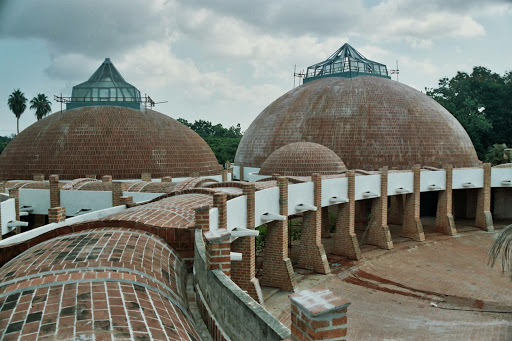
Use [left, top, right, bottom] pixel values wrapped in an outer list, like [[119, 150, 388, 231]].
[[488, 224, 512, 280]]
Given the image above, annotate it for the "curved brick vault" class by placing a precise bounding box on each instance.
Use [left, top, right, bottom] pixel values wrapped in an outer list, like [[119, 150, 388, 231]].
[[259, 142, 347, 176], [0, 228, 200, 340], [0, 106, 221, 180], [235, 76, 479, 170]]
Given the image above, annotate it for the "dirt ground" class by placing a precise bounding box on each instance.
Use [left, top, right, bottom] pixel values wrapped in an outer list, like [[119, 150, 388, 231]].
[[261, 217, 512, 340]]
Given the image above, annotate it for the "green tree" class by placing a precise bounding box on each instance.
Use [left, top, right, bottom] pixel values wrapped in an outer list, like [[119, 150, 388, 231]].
[[485, 143, 512, 166], [0, 135, 14, 154], [426, 67, 511, 159], [177, 118, 243, 164], [30, 93, 52, 120], [7, 89, 27, 134]]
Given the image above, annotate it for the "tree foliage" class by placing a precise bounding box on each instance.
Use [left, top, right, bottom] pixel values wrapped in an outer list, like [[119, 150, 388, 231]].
[[0, 135, 13, 154], [426, 67, 512, 160], [177, 118, 243, 165], [7, 89, 27, 134], [30, 93, 52, 120]]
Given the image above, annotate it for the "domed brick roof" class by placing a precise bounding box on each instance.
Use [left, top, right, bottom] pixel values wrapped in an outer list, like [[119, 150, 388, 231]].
[[259, 142, 347, 176], [0, 106, 220, 180], [235, 76, 479, 170]]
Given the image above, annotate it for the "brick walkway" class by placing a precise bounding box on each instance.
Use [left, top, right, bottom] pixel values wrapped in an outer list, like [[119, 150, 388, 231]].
[[264, 221, 512, 340]]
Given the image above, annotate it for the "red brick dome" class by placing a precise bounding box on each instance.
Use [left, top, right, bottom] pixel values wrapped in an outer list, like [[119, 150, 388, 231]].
[[235, 76, 479, 170], [0, 106, 220, 180], [259, 142, 346, 176]]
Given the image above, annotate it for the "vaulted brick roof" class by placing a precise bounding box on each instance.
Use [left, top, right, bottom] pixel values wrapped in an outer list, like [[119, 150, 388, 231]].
[[235, 76, 479, 170], [0, 106, 221, 180], [259, 142, 347, 176], [0, 228, 200, 340]]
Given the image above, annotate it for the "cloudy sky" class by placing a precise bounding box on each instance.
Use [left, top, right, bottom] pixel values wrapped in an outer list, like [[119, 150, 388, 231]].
[[0, 0, 511, 135]]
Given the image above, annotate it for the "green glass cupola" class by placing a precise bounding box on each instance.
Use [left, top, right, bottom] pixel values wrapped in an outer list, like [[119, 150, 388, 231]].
[[66, 58, 142, 110], [303, 43, 390, 83]]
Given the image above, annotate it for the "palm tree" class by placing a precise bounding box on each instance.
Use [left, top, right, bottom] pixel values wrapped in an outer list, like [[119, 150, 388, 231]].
[[30, 93, 52, 121], [488, 224, 512, 280], [7, 89, 27, 134]]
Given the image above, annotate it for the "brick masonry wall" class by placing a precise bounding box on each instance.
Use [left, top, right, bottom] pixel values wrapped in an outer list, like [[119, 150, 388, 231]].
[[289, 285, 350, 341], [475, 163, 494, 231], [298, 173, 330, 274], [367, 167, 393, 249], [402, 165, 425, 241], [49, 175, 60, 208], [435, 165, 457, 235]]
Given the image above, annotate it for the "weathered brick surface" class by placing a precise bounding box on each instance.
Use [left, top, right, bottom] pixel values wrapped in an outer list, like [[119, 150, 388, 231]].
[[402, 165, 425, 241], [435, 165, 457, 235], [367, 167, 393, 249], [261, 177, 297, 291], [235, 76, 479, 170], [49, 175, 60, 208], [475, 163, 494, 231], [289, 286, 350, 341], [0, 228, 199, 340], [298, 173, 330, 274], [333, 170, 362, 260], [0, 106, 221, 180], [259, 142, 346, 176], [48, 207, 66, 223]]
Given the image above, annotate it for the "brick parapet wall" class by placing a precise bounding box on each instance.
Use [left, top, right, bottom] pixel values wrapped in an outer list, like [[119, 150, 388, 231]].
[[289, 286, 351, 341], [49, 174, 60, 208], [204, 229, 231, 276], [102, 175, 112, 183], [213, 193, 227, 230], [141, 172, 152, 182], [162, 176, 172, 182], [298, 173, 330, 274], [112, 181, 124, 207], [333, 170, 362, 260], [33, 173, 45, 181]]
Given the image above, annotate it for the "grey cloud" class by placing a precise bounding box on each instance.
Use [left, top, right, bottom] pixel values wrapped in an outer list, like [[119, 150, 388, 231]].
[[0, 0, 174, 58]]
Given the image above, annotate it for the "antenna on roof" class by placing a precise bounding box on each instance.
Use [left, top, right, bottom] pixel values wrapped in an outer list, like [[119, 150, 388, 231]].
[[293, 64, 305, 88], [390, 60, 399, 82]]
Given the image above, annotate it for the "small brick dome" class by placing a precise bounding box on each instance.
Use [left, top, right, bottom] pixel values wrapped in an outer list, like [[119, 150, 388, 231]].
[[235, 76, 479, 170], [0, 106, 220, 180], [259, 142, 347, 176]]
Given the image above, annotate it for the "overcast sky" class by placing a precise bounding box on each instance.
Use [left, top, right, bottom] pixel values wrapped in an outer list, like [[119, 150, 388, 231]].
[[1, 0, 511, 135]]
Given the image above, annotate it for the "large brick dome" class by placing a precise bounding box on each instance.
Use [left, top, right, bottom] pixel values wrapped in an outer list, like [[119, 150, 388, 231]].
[[235, 76, 479, 170], [0, 106, 221, 180], [259, 142, 346, 176]]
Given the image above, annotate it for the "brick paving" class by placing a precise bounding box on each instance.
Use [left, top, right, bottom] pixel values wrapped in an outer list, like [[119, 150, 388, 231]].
[[0, 228, 200, 340], [265, 228, 512, 340]]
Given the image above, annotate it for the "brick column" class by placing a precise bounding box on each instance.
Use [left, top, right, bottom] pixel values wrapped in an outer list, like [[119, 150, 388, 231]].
[[195, 206, 211, 232], [333, 171, 362, 260], [231, 183, 264, 304], [102, 175, 112, 183], [33, 174, 45, 181], [298, 174, 330, 274], [141, 172, 152, 182], [9, 188, 21, 234], [388, 195, 404, 225], [321, 207, 331, 238], [261, 176, 297, 291], [48, 207, 66, 223], [367, 167, 393, 249], [221, 169, 228, 182], [120, 196, 133, 205], [402, 165, 425, 241], [162, 176, 172, 183], [475, 163, 494, 231], [204, 229, 231, 276], [49, 175, 60, 208], [435, 165, 457, 235], [239, 166, 245, 182], [289, 286, 350, 341], [112, 181, 124, 207]]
